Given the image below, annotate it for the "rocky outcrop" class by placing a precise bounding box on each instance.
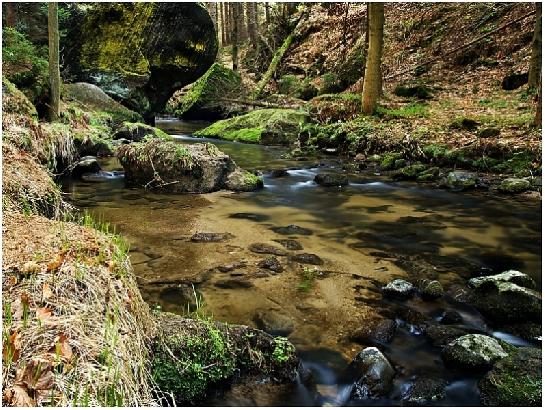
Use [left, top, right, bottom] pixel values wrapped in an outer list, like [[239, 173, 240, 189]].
[[63, 3, 218, 119], [117, 139, 263, 193], [167, 63, 243, 120], [441, 334, 508, 370], [194, 109, 308, 145]]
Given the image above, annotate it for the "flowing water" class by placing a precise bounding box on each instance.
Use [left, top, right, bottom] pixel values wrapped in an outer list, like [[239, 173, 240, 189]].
[[62, 119, 541, 406]]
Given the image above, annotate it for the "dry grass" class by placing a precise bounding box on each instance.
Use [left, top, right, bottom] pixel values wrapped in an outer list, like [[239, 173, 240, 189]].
[[2, 212, 158, 406]]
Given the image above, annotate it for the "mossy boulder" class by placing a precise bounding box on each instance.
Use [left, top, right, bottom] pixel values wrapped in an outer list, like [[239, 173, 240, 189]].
[[63, 3, 217, 118], [441, 334, 508, 370], [480, 347, 542, 406], [2, 77, 38, 119], [194, 109, 308, 145], [117, 139, 262, 193], [113, 121, 172, 142], [308, 93, 361, 123], [63, 82, 142, 124], [498, 177, 531, 194], [445, 171, 478, 190], [277, 75, 318, 101], [392, 163, 429, 180], [393, 84, 433, 99], [151, 312, 299, 404], [168, 63, 243, 120]]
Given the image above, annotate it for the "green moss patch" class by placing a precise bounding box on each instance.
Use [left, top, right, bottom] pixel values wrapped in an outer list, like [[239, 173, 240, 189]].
[[195, 109, 308, 145]]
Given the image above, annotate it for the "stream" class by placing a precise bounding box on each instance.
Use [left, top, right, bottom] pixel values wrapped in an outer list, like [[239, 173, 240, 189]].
[[62, 118, 541, 406]]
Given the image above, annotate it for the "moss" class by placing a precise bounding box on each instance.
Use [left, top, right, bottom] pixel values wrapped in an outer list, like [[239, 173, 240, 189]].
[[151, 322, 236, 403], [169, 63, 241, 118], [2, 77, 38, 119], [195, 109, 308, 145], [380, 152, 404, 170], [272, 337, 295, 363], [243, 171, 262, 186], [393, 163, 429, 179], [376, 102, 430, 119]]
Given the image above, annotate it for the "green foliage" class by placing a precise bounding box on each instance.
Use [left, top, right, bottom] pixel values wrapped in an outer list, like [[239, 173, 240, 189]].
[[380, 152, 404, 170], [478, 98, 509, 109], [2, 28, 49, 101], [272, 337, 295, 363], [297, 266, 320, 292], [151, 324, 236, 403], [278, 75, 317, 100], [319, 72, 342, 94]]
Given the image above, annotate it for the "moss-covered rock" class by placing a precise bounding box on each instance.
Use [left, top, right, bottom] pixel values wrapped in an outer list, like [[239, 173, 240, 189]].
[[117, 139, 262, 193], [195, 109, 308, 145], [393, 84, 433, 99], [2, 76, 38, 119], [63, 3, 218, 118], [480, 347, 542, 406], [392, 163, 429, 180], [441, 334, 508, 370], [498, 177, 531, 194], [152, 312, 299, 404], [308, 93, 361, 123], [113, 121, 172, 142], [63, 82, 142, 125], [168, 63, 243, 120]]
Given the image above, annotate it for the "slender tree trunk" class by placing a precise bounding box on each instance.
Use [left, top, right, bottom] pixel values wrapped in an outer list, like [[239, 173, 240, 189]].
[[48, 2, 61, 122], [534, 83, 542, 126], [360, 2, 370, 90], [362, 3, 384, 115], [265, 2, 270, 26], [254, 3, 260, 35], [528, 3, 542, 89], [226, 3, 232, 44], [5, 3, 17, 27], [219, 2, 224, 46], [232, 3, 240, 71]]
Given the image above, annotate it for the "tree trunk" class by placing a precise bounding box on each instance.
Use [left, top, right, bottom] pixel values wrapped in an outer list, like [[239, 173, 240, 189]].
[[362, 3, 384, 115], [48, 2, 61, 122], [232, 3, 240, 71], [251, 10, 309, 99], [265, 2, 270, 26], [528, 3, 542, 89], [360, 2, 370, 91], [5, 3, 17, 28], [247, 1, 258, 45], [534, 83, 542, 127]]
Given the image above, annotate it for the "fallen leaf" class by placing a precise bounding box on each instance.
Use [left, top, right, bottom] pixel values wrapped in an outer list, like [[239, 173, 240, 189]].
[[42, 283, 53, 299], [46, 253, 65, 272], [36, 307, 52, 321], [6, 384, 36, 407], [19, 358, 55, 391], [53, 334, 73, 362], [5, 275, 18, 287]]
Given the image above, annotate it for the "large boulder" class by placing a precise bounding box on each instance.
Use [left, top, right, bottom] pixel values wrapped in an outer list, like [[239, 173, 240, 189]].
[[194, 109, 308, 145], [441, 334, 508, 370], [63, 3, 218, 119], [468, 271, 541, 322], [480, 347, 542, 406], [117, 139, 262, 193], [498, 178, 531, 194], [345, 347, 395, 399], [444, 171, 477, 190], [167, 63, 243, 120]]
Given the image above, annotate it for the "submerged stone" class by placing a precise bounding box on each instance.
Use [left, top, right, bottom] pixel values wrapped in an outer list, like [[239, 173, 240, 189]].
[[273, 239, 304, 250], [314, 173, 349, 187], [253, 309, 294, 336], [248, 243, 288, 256], [289, 253, 324, 265], [345, 347, 395, 399], [271, 225, 313, 236], [191, 232, 234, 243]]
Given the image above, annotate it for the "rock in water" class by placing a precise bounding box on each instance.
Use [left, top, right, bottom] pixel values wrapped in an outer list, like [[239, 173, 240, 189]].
[[467, 271, 541, 322], [289, 253, 324, 265], [345, 347, 395, 399], [480, 347, 542, 406], [498, 178, 531, 194], [248, 243, 288, 256], [271, 225, 313, 236], [258, 257, 284, 273], [445, 171, 477, 190], [419, 280, 444, 300], [382, 279, 415, 299], [401, 377, 446, 405], [253, 309, 294, 336], [273, 239, 303, 250], [314, 173, 349, 187], [63, 3, 217, 118], [441, 334, 508, 370], [190, 233, 234, 243], [117, 139, 263, 193], [113, 122, 172, 142], [71, 156, 101, 177]]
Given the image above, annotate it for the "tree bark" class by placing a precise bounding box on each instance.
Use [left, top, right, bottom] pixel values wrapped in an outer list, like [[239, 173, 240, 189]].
[[360, 2, 370, 90], [48, 2, 61, 122], [528, 3, 542, 89], [247, 1, 258, 45], [265, 2, 270, 26], [251, 10, 309, 99], [5, 3, 17, 28], [232, 3, 240, 71], [362, 3, 384, 115], [534, 83, 542, 127]]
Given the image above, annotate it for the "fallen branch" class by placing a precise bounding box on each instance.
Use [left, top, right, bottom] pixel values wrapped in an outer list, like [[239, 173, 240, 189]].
[[385, 9, 537, 80]]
